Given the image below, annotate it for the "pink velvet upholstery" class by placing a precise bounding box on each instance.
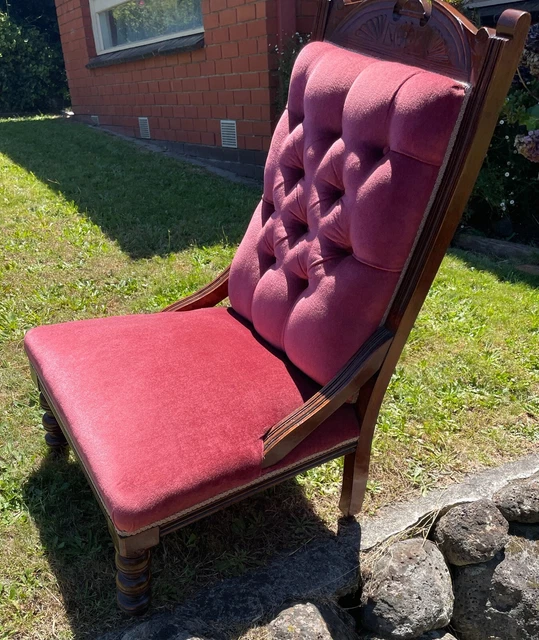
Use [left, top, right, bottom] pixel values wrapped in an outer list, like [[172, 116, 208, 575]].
[[25, 308, 359, 534], [229, 41, 467, 385]]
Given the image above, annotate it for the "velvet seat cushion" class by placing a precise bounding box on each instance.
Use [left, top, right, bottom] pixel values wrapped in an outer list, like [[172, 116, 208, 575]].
[[25, 307, 359, 534]]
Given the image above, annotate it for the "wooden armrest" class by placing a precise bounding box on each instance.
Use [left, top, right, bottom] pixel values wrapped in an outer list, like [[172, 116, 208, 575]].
[[162, 267, 230, 312], [261, 327, 393, 468]]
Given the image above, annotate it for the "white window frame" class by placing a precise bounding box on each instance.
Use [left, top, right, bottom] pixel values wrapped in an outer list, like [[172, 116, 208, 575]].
[[90, 0, 204, 55]]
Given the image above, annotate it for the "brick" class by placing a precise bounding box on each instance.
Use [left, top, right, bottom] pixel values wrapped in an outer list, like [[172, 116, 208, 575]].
[[215, 59, 232, 76], [169, 117, 183, 130], [237, 120, 253, 135], [173, 106, 186, 118], [247, 19, 266, 38], [183, 78, 196, 91], [162, 106, 174, 117], [227, 105, 243, 120], [212, 27, 230, 43], [195, 77, 210, 91], [193, 119, 208, 132], [219, 8, 236, 26], [163, 93, 177, 105], [221, 42, 239, 59], [241, 73, 260, 89], [183, 118, 194, 130], [151, 106, 162, 117], [200, 60, 216, 76], [229, 23, 248, 41], [191, 49, 205, 62], [244, 104, 262, 120], [238, 38, 258, 56], [231, 57, 250, 74], [162, 66, 174, 79], [201, 132, 216, 146], [233, 89, 251, 104], [187, 131, 202, 144], [225, 74, 242, 90], [255, 1, 267, 19], [251, 88, 271, 104], [217, 91, 234, 105], [252, 120, 272, 136], [210, 0, 226, 10], [173, 64, 188, 78], [158, 80, 171, 92], [198, 105, 211, 119], [245, 135, 263, 150], [203, 90, 219, 105], [237, 4, 256, 22], [210, 71, 227, 86], [185, 105, 198, 118], [187, 63, 201, 77], [228, 0, 245, 6], [211, 105, 227, 119], [249, 53, 268, 72], [190, 92, 204, 105], [206, 45, 222, 60], [204, 12, 219, 29], [207, 119, 221, 133]]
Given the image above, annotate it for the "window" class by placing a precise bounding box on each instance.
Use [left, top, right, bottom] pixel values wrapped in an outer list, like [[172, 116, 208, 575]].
[[90, 0, 203, 54]]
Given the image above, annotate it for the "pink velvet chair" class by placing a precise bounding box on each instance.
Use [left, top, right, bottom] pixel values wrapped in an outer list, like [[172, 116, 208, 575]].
[[24, 0, 529, 615]]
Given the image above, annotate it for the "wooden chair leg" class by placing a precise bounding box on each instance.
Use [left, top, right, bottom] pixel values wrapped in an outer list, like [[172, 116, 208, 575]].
[[339, 448, 370, 516], [115, 549, 152, 615], [39, 392, 69, 455]]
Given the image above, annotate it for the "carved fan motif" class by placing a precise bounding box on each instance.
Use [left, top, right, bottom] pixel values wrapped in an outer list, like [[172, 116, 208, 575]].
[[328, 0, 471, 80]]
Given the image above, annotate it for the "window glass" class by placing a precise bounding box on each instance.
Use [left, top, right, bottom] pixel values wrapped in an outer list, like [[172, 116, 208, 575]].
[[98, 0, 202, 50]]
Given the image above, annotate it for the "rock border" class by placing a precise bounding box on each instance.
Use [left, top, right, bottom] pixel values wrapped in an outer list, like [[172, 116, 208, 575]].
[[99, 455, 539, 640]]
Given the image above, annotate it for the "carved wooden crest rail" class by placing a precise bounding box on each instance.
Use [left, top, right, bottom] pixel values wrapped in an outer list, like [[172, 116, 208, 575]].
[[326, 0, 476, 81]]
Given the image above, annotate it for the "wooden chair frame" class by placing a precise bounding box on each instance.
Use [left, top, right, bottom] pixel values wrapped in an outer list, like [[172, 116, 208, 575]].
[[32, 0, 530, 615]]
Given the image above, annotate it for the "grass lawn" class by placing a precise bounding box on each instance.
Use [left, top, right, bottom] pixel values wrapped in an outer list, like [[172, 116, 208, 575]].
[[1, 116, 538, 639]]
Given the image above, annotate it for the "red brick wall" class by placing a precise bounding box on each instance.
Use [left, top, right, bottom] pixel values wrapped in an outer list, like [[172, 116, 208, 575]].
[[55, 0, 280, 152]]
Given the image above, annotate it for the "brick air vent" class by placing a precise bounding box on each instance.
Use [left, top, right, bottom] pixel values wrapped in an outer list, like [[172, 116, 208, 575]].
[[138, 117, 151, 139], [91, 115, 99, 126], [220, 120, 238, 149]]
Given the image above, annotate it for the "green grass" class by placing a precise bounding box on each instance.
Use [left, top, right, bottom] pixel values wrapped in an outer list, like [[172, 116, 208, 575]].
[[1, 116, 538, 639]]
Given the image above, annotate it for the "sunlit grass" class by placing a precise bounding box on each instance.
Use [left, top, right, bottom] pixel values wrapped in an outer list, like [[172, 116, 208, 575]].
[[1, 116, 538, 639]]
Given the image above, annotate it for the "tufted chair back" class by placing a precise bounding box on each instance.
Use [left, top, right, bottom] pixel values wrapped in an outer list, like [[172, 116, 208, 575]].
[[229, 41, 468, 385]]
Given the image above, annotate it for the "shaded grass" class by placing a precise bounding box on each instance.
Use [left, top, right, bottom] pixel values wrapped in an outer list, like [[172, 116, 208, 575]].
[[1, 116, 538, 639]]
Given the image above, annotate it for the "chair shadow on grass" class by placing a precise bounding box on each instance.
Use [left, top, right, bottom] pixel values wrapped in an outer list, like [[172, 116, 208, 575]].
[[23, 449, 358, 639], [449, 247, 539, 289], [0, 117, 260, 259]]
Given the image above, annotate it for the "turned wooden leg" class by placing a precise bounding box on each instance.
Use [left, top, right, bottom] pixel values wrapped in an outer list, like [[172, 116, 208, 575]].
[[115, 549, 151, 615], [39, 392, 69, 455]]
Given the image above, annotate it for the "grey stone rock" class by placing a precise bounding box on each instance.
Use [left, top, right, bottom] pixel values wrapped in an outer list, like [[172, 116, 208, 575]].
[[493, 472, 539, 523], [359, 630, 456, 639], [452, 536, 539, 640], [360, 539, 453, 639], [269, 602, 358, 640], [432, 499, 509, 566]]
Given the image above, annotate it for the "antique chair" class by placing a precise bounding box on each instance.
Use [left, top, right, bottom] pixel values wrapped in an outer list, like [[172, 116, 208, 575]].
[[24, 0, 529, 615]]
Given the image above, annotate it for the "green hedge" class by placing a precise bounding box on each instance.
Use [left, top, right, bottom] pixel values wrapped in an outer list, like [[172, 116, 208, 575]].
[[0, 11, 68, 112]]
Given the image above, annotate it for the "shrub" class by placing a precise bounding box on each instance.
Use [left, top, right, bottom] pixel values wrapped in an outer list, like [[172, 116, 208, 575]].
[[0, 11, 67, 112], [465, 24, 539, 242]]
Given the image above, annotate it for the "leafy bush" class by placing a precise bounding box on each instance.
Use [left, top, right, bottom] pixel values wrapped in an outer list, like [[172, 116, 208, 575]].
[[0, 11, 68, 112], [465, 24, 539, 242]]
